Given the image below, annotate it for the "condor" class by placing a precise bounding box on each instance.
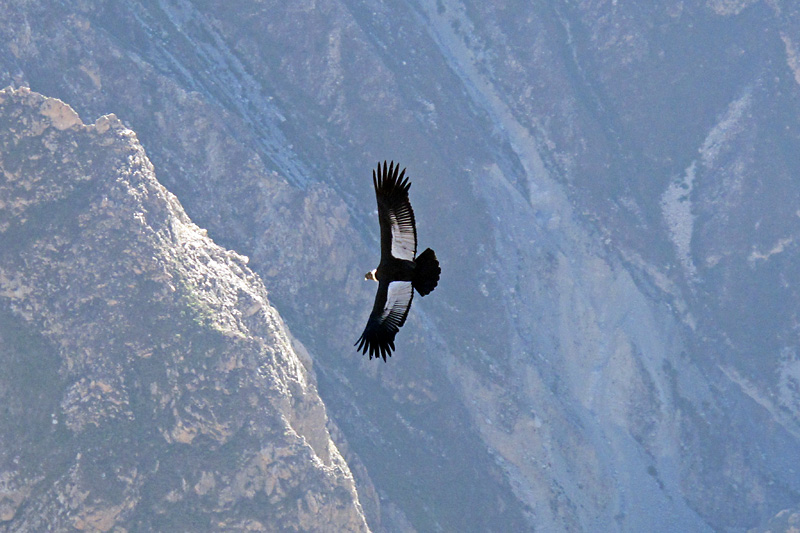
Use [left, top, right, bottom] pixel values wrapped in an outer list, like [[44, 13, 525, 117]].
[[355, 161, 441, 361]]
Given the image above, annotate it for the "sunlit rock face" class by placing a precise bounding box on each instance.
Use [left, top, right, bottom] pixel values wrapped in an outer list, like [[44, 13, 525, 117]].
[[3, 1, 800, 531], [0, 87, 368, 532]]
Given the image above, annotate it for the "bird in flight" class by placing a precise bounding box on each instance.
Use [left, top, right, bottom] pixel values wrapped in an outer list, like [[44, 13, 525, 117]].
[[355, 161, 441, 361]]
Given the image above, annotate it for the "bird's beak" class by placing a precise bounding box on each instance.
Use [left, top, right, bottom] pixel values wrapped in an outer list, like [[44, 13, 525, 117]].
[[365, 270, 377, 281]]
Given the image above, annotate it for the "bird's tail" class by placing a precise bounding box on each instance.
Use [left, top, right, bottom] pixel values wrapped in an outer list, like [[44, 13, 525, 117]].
[[413, 248, 440, 296]]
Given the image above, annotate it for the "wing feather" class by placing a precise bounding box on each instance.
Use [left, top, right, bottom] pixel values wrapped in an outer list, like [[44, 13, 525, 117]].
[[355, 281, 414, 361], [374, 161, 417, 262]]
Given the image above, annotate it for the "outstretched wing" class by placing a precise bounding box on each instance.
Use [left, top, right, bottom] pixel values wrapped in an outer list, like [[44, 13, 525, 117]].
[[374, 161, 417, 262], [355, 280, 414, 361]]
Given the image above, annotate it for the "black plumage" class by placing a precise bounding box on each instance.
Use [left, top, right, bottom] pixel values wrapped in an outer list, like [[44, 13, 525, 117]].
[[355, 161, 441, 361]]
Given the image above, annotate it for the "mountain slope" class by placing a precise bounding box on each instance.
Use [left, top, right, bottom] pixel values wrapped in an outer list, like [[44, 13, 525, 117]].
[[0, 86, 368, 532]]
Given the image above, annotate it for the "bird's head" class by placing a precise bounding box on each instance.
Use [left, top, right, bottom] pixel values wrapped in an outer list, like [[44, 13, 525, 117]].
[[365, 269, 378, 281]]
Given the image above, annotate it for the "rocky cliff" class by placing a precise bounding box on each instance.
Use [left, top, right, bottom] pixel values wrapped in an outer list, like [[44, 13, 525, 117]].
[[2, 0, 800, 531], [0, 87, 368, 532]]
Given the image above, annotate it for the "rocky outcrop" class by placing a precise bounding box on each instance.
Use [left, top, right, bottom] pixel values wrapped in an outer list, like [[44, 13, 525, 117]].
[[0, 86, 368, 532]]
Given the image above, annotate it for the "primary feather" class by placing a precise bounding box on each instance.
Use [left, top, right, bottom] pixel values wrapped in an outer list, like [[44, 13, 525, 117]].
[[374, 161, 417, 262], [355, 281, 413, 361]]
